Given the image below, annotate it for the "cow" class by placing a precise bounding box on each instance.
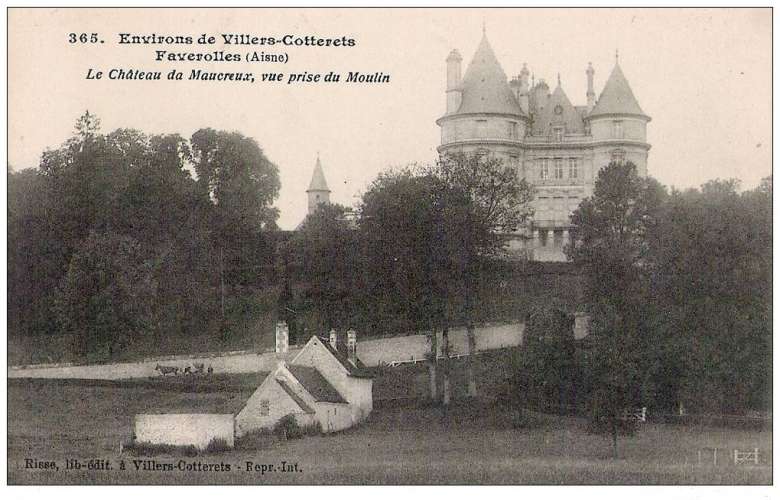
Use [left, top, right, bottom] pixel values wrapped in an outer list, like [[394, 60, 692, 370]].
[[192, 363, 205, 374], [155, 364, 179, 376], [183, 366, 192, 375]]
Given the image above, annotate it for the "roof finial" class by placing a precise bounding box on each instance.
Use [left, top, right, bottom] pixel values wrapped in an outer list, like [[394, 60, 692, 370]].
[[557, 72, 561, 86], [482, 19, 486, 35], [615, 48, 619, 64]]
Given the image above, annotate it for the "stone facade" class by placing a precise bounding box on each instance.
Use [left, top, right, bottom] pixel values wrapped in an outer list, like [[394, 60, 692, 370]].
[[437, 33, 651, 261]]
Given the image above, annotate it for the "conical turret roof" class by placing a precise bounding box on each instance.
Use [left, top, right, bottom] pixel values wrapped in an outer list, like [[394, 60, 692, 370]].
[[307, 156, 330, 192], [589, 63, 647, 118], [455, 34, 525, 117]]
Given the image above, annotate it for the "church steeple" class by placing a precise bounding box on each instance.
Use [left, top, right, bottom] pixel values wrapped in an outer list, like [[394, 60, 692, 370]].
[[306, 154, 331, 215]]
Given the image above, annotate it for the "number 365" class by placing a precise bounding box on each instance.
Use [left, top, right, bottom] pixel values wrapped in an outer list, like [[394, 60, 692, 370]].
[[68, 33, 100, 43]]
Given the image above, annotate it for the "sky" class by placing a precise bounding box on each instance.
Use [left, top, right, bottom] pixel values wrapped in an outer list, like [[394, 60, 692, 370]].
[[8, 8, 772, 230]]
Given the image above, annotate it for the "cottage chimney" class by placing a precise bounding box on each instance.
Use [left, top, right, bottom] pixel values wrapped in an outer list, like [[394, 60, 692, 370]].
[[329, 329, 338, 351], [275, 321, 289, 354], [346, 329, 357, 364]]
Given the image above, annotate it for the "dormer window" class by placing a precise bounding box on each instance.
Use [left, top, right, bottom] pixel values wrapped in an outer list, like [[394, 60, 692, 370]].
[[553, 127, 564, 142], [507, 121, 518, 139]]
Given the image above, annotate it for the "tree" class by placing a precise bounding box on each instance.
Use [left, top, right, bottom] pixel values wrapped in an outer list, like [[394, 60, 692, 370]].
[[646, 178, 772, 413], [511, 305, 577, 414], [358, 170, 449, 400], [566, 161, 666, 457], [54, 231, 157, 362], [428, 152, 535, 398], [290, 203, 359, 332], [190, 129, 281, 337]]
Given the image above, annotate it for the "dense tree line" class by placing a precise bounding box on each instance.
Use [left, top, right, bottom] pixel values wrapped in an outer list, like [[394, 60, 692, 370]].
[[9, 112, 281, 362], [510, 162, 771, 456]]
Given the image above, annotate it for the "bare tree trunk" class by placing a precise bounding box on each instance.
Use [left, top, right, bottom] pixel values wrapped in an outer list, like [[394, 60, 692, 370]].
[[464, 257, 478, 398], [219, 246, 226, 320], [611, 418, 618, 459], [428, 327, 438, 402], [465, 321, 477, 397], [442, 325, 451, 406]]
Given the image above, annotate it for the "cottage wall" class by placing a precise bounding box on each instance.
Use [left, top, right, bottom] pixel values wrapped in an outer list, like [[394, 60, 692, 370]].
[[315, 402, 355, 433], [134, 414, 234, 449], [235, 378, 314, 437]]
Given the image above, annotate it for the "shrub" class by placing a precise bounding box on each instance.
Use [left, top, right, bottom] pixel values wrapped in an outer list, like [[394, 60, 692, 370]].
[[127, 441, 199, 457], [300, 421, 323, 436], [274, 414, 302, 439], [235, 428, 276, 450], [204, 437, 231, 453]]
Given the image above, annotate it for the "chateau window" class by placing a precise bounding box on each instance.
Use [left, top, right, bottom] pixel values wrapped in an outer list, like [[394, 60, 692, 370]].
[[475, 119, 488, 138], [553, 230, 564, 247], [612, 120, 624, 139], [554, 158, 564, 179], [539, 158, 549, 180], [539, 229, 549, 247], [508, 155, 519, 170], [260, 399, 270, 416], [568, 158, 578, 178], [611, 149, 626, 164], [553, 127, 564, 142], [508, 121, 518, 139]]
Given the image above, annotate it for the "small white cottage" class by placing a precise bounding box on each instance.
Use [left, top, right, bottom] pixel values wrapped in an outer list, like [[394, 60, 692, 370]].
[[235, 327, 373, 436]]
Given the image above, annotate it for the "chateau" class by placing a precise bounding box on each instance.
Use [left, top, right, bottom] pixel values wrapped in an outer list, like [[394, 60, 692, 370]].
[[437, 31, 651, 261]]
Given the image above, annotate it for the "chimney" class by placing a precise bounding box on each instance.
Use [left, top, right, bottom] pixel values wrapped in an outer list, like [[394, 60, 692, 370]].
[[329, 329, 338, 351], [275, 321, 289, 354], [446, 49, 463, 114], [586, 62, 595, 112], [346, 329, 357, 364], [518, 63, 530, 114]]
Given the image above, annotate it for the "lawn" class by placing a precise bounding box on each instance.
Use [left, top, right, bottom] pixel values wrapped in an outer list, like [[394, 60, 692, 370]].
[[8, 378, 772, 485]]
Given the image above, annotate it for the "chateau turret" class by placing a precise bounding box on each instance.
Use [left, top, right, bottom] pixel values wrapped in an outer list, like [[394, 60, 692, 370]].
[[436, 32, 651, 262]]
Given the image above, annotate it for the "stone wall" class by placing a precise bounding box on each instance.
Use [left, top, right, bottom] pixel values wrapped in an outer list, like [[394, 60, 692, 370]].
[[9, 322, 525, 380]]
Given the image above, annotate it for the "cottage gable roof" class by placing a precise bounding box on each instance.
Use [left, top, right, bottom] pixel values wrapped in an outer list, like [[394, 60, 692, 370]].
[[293, 335, 373, 379], [589, 63, 646, 118], [288, 365, 348, 404], [320, 338, 372, 378], [276, 378, 317, 413], [455, 34, 525, 117], [307, 156, 330, 192]]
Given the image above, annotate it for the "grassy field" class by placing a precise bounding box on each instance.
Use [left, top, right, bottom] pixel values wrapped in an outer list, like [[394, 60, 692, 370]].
[[8, 377, 772, 485]]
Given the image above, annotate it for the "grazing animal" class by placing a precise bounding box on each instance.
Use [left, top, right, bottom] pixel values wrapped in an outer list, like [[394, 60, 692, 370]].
[[193, 363, 205, 374], [183, 366, 192, 375], [207, 365, 214, 374], [155, 364, 179, 376]]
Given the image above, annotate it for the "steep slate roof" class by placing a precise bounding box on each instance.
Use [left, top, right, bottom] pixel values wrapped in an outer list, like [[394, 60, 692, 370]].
[[320, 339, 373, 378], [288, 365, 348, 404], [455, 34, 525, 117], [589, 63, 646, 118], [307, 156, 330, 192], [276, 378, 317, 413], [532, 81, 585, 135]]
